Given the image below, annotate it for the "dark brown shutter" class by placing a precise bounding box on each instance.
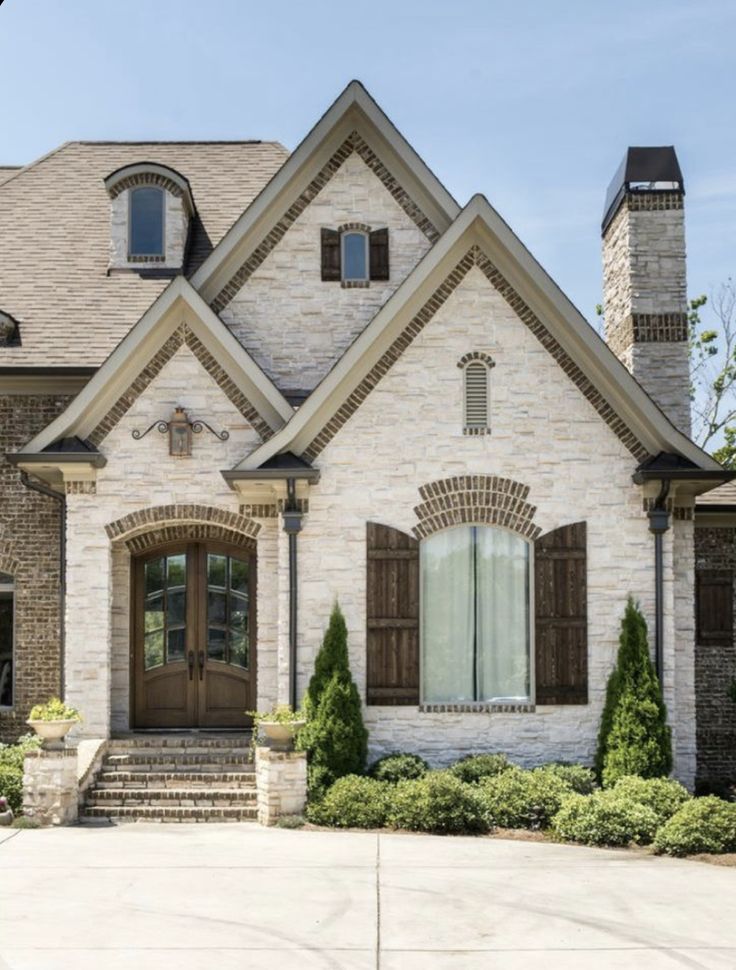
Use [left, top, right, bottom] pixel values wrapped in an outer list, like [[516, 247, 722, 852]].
[[534, 521, 588, 704], [366, 522, 419, 705], [696, 568, 733, 646], [369, 228, 389, 281], [321, 228, 341, 281]]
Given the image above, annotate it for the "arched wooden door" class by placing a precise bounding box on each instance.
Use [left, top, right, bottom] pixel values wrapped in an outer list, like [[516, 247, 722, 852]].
[[132, 541, 256, 728]]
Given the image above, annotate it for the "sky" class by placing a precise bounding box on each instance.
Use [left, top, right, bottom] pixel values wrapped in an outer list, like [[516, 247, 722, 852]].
[[0, 0, 735, 329]]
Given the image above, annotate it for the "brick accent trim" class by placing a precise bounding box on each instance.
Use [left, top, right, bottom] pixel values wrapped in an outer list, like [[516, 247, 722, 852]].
[[418, 702, 535, 714], [625, 191, 683, 213], [88, 323, 274, 446], [302, 246, 651, 463], [607, 312, 689, 357], [457, 351, 495, 369], [108, 172, 184, 200], [0, 550, 19, 577], [125, 523, 257, 554], [65, 481, 96, 495], [238, 499, 309, 518], [338, 222, 372, 233], [413, 474, 540, 540], [106, 504, 261, 543], [210, 130, 440, 314]]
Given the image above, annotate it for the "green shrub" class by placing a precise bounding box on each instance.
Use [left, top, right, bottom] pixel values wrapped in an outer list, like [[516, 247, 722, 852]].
[[0, 765, 22, 815], [449, 753, 511, 784], [299, 603, 368, 799], [596, 598, 671, 787], [307, 775, 391, 828], [369, 753, 429, 783], [613, 775, 690, 825], [28, 697, 81, 722], [275, 815, 305, 829], [0, 733, 41, 772], [476, 766, 573, 829], [653, 797, 736, 856], [388, 771, 489, 834], [552, 789, 659, 847], [539, 762, 596, 795]]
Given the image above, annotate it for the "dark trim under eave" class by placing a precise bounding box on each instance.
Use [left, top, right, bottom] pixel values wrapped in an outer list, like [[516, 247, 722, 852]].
[[222, 468, 320, 484], [632, 468, 736, 484], [0, 366, 98, 377], [5, 453, 107, 468]]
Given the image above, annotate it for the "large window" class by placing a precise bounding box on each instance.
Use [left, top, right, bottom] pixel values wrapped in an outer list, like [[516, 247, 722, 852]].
[[421, 526, 530, 703], [0, 573, 14, 708], [129, 186, 165, 257]]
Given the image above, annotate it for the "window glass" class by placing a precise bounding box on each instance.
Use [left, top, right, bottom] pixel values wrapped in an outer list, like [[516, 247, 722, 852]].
[[421, 527, 529, 703], [0, 573, 13, 708], [342, 232, 368, 281], [130, 187, 164, 256]]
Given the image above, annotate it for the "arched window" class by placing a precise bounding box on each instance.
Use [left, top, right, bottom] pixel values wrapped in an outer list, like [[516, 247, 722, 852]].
[[341, 231, 369, 282], [0, 572, 14, 708], [421, 526, 530, 703], [129, 186, 165, 258]]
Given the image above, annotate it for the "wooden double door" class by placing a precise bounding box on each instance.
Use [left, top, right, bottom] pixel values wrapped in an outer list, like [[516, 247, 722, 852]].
[[132, 541, 256, 728]]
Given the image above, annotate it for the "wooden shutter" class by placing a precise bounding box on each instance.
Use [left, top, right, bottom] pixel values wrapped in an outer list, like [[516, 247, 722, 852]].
[[534, 521, 588, 704], [321, 228, 341, 281], [366, 522, 419, 705], [369, 228, 389, 281], [696, 568, 733, 646]]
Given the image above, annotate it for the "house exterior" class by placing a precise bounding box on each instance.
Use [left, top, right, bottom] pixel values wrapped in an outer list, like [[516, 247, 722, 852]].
[[1, 82, 734, 790]]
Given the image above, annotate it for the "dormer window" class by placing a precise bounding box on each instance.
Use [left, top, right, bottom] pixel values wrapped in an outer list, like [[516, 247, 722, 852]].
[[104, 163, 194, 272], [321, 224, 389, 286], [130, 186, 165, 258], [342, 231, 369, 282]]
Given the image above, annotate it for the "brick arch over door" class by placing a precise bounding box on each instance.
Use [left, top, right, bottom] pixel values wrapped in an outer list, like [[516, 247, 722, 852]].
[[105, 504, 261, 546], [412, 475, 540, 540]]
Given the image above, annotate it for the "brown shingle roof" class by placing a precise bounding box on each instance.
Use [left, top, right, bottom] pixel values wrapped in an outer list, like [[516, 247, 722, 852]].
[[0, 141, 288, 368], [697, 480, 736, 506], [0, 167, 21, 185]]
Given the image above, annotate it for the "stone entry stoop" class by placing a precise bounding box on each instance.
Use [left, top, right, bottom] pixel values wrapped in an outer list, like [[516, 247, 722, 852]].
[[82, 734, 257, 823]]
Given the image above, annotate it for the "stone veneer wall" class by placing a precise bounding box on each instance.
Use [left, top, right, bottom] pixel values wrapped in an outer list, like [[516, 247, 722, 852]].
[[219, 152, 433, 393], [0, 394, 71, 742], [602, 193, 691, 435], [62, 345, 279, 737], [288, 266, 696, 784], [694, 526, 736, 785]]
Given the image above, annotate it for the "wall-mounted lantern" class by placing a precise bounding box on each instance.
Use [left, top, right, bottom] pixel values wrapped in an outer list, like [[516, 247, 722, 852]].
[[132, 405, 229, 456]]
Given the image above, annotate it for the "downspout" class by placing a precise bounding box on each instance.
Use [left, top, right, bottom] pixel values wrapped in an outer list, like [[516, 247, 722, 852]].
[[281, 479, 304, 710], [19, 472, 66, 699], [647, 480, 671, 681]]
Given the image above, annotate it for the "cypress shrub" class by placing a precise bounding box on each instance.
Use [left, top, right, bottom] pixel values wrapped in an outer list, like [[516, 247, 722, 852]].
[[595, 598, 672, 787], [304, 602, 349, 715]]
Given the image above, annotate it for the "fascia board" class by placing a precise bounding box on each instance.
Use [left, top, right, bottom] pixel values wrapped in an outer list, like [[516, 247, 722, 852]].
[[191, 81, 460, 301]]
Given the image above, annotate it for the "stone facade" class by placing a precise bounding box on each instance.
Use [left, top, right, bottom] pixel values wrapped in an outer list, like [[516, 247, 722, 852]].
[[22, 748, 78, 825], [0, 394, 71, 742], [694, 526, 736, 785], [602, 192, 691, 435], [220, 151, 433, 393], [255, 747, 307, 825]]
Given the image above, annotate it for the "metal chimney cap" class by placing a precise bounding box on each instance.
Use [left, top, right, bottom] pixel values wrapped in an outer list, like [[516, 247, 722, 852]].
[[602, 146, 684, 233]]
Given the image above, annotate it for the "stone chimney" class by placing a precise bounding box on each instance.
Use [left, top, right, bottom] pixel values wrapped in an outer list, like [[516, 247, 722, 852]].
[[601, 147, 691, 436]]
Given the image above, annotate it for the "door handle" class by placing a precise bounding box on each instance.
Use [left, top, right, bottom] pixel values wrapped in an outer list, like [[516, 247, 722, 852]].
[[198, 649, 205, 681], [187, 651, 195, 681]]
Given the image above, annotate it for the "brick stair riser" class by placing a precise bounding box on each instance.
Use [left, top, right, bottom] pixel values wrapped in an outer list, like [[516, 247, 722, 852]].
[[83, 806, 257, 822], [97, 772, 255, 790], [106, 755, 252, 769], [89, 788, 255, 805]]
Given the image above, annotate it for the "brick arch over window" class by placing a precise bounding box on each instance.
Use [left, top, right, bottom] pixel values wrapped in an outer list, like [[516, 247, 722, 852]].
[[106, 504, 261, 546], [412, 475, 540, 540], [456, 351, 495, 369], [124, 524, 257, 555]]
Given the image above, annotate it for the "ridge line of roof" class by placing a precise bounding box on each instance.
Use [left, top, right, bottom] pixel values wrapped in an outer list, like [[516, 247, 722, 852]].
[[72, 139, 287, 147]]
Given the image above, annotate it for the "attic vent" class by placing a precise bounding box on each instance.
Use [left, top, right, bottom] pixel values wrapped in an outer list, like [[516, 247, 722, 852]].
[[457, 353, 495, 435]]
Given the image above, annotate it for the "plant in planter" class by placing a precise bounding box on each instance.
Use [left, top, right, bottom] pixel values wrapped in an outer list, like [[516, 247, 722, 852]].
[[248, 705, 306, 751], [27, 697, 82, 749]]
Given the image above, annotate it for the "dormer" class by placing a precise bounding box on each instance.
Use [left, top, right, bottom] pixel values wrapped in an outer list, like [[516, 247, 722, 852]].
[[0, 310, 20, 347], [104, 163, 195, 272]]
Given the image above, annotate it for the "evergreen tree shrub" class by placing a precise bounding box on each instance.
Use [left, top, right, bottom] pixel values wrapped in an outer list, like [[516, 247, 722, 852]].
[[551, 789, 660, 847], [653, 796, 736, 856], [595, 598, 672, 787], [304, 602, 349, 714], [476, 766, 574, 829], [612, 775, 690, 825], [368, 753, 429, 783], [388, 772, 489, 834], [307, 775, 391, 828], [449, 753, 512, 784], [304, 670, 368, 798], [538, 762, 596, 795]]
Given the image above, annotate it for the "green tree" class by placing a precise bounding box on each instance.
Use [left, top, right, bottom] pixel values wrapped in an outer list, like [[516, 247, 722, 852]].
[[304, 602, 349, 714], [595, 598, 672, 787], [689, 283, 736, 466]]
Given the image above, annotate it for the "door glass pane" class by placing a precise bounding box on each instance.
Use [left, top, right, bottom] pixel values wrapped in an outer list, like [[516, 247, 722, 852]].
[[167, 627, 186, 663], [230, 629, 248, 668], [208, 628, 226, 661], [145, 629, 164, 670], [208, 590, 227, 626], [143, 553, 187, 669], [144, 593, 164, 634], [167, 590, 186, 626]]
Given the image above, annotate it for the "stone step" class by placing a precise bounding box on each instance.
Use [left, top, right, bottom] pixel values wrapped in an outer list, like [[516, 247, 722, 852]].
[[87, 787, 256, 808], [105, 753, 252, 769], [96, 770, 255, 789], [82, 805, 257, 823]]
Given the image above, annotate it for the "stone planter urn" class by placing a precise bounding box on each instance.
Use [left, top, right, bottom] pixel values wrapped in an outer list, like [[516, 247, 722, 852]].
[[259, 720, 306, 752], [26, 719, 77, 750]]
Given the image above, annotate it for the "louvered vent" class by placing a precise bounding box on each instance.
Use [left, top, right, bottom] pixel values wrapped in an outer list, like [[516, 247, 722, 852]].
[[464, 362, 489, 429]]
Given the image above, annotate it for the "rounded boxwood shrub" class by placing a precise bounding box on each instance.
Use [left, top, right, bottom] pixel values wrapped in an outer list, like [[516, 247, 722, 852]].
[[551, 789, 659, 847], [0, 765, 22, 815], [539, 762, 596, 795], [307, 775, 391, 829], [477, 766, 573, 829], [449, 753, 511, 784], [653, 796, 736, 856], [612, 775, 690, 825], [388, 771, 489, 834], [369, 753, 429, 783]]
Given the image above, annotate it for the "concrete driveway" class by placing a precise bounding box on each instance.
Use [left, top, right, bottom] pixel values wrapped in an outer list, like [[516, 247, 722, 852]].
[[0, 824, 734, 969]]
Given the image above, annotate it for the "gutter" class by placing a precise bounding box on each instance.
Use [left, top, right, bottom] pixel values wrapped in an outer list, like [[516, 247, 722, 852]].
[[19, 472, 66, 700], [282, 480, 303, 710]]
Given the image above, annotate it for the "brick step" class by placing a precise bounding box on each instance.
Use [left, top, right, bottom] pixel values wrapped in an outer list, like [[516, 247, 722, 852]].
[[87, 787, 256, 808], [108, 736, 251, 751], [105, 753, 252, 768], [96, 770, 255, 789], [82, 805, 257, 823]]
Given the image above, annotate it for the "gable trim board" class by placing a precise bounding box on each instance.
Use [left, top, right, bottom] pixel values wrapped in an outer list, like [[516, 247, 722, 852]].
[[17, 276, 293, 457], [236, 195, 717, 473], [191, 81, 460, 309]]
